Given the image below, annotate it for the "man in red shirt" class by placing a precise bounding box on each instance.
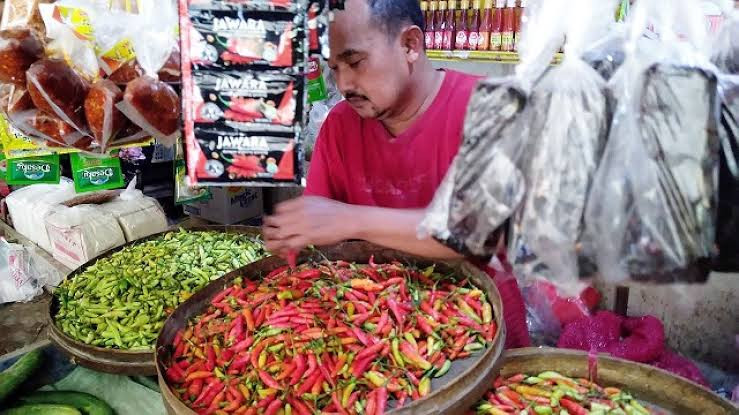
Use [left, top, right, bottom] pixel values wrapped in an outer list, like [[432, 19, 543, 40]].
[[264, 0, 530, 347]]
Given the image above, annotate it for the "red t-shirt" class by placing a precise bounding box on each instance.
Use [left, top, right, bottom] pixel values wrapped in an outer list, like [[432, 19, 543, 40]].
[[306, 69, 531, 349], [305, 70, 479, 207]]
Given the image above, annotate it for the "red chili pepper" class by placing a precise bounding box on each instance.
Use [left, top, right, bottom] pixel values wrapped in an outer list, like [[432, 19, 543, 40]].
[[211, 287, 233, 305], [365, 390, 377, 415], [286, 251, 298, 269], [166, 364, 185, 383], [205, 345, 216, 371], [561, 398, 589, 415], [289, 353, 307, 385], [188, 378, 204, 399], [296, 371, 321, 396], [331, 391, 349, 415], [264, 399, 283, 415], [350, 354, 376, 378], [375, 386, 388, 415], [258, 370, 282, 390]]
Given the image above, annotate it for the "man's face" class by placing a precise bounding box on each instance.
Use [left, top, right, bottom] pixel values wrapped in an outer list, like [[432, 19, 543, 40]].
[[328, 0, 413, 119]]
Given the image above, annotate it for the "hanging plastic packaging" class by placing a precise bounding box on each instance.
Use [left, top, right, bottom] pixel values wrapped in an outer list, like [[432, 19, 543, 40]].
[[419, 0, 568, 258], [69, 152, 125, 193], [180, 0, 307, 187], [509, 0, 613, 297], [584, 0, 719, 284], [116, 0, 180, 146], [711, 9, 738, 75], [38, 1, 100, 81]]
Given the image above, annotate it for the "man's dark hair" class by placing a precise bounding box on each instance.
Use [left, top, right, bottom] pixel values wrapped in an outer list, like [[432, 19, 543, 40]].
[[367, 0, 425, 35]]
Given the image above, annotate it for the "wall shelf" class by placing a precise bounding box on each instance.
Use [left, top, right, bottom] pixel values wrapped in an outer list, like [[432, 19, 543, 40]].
[[427, 50, 563, 64]]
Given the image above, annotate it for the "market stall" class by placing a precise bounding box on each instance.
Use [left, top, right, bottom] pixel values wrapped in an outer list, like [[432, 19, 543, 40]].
[[0, 0, 737, 414]]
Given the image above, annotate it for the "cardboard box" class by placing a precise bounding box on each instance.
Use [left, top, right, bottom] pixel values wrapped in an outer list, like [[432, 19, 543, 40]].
[[184, 187, 263, 225]]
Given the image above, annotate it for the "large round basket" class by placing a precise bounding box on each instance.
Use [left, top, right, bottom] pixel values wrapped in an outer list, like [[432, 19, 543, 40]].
[[496, 348, 737, 415], [47, 225, 262, 376], [156, 241, 507, 415]]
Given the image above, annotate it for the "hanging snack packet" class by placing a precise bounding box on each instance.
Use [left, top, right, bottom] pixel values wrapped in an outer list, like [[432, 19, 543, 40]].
[[181, 0, 307, 186], [192, 71, 301, 131], [5, 153, 60, 185], [84, 79, 128, 151], [70, 152, 125, 193], [38, 1, 100, 81], [0, 28, 45, 86], [1, 0, 47, 35], [585, 0, 719, 283], [117, 0, 180, 146], [186, 5, 304, 70], [189, 127, 300, 185]]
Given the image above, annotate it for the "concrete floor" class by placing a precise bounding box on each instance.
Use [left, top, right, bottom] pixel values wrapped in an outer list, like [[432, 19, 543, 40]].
[[0, 293, 51, 356]]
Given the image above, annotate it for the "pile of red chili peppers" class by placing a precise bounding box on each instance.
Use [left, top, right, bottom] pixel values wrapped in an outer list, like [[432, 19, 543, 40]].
[[472, 372, 660, 415], [164, 258, 497, 415]]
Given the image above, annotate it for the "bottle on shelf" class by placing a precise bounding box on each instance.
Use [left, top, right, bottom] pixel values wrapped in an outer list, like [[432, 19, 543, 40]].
[[501, 0, 515, 52], [427, 1, 438, 49], [467, 0, 481, 51], [422, 1, 432, 49], [477, 0, 493, 50], [455, 0, 470, 50], [490, 0, 503, 51], [434, 1, 447, 50], [513, 0, 525, 51], [443, 0, 457, 50]]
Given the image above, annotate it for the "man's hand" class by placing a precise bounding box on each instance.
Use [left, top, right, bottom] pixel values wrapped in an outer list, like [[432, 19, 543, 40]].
[[263, 196, 354, 257]]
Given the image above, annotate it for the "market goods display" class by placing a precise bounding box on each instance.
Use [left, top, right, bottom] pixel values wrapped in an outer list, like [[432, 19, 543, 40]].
[[181, 0, 307, 186], [161, 258, 498, 414], [0, 0, 181, 153], [489, 348, 736, 415], [53, 229, 265, 350], [471, 371, 663, 415]]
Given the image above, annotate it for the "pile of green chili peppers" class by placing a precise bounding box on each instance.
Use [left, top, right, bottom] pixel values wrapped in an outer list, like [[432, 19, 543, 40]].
[[54, 229, 265, 350]]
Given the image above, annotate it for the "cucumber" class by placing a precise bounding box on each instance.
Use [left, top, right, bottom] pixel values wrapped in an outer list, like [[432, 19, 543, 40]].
[[0, 349, 43, 403], [0, 404, 81, 415], [18, 391, 114, 415]]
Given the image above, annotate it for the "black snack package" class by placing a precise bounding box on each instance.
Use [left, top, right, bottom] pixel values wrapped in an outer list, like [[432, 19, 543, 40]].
[[180, 0, 308, 187], [186, 6, 305, 70], [192, 70, 302, 133], [190, 126, 302, 185], [188, 0, 301, 12]]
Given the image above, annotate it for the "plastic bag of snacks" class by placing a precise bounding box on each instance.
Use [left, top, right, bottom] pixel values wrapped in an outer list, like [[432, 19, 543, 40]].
[[0, 0, 180, 153], [419, 0, 566, 259], [116, 0, 180, 147], [181, 0, 307, 186], [584, 0, 719, 283]]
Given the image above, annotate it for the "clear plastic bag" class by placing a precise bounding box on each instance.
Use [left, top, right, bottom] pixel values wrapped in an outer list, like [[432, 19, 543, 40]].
[[711, 8, 738, 74], [0, 238, 42, 303], [509, 0, 612, 297], [116, 0, 180, 146], [715, 75, 739, 270], [584, 0, 719, 284], [419, 0, 566, 258]]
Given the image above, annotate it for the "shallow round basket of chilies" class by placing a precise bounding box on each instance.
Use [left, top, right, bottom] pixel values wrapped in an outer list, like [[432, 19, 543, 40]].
[[48, 226, 266, 376], [469, 348, 737, 415], [156, 241, 506, 415]]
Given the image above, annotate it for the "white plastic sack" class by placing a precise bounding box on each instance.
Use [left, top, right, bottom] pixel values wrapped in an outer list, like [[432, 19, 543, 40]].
[[5, 179, 77, 252], [100, 179, 167, 242], [0, 238, 41, 303], [45, 204, 126, 269]]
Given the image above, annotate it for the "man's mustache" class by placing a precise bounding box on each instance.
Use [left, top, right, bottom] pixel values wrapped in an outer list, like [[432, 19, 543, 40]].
[[344, 91, 368, 101]]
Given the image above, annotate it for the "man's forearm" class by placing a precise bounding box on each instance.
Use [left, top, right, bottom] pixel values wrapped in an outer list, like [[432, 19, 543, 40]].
[[345, 205, 463, 259]]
